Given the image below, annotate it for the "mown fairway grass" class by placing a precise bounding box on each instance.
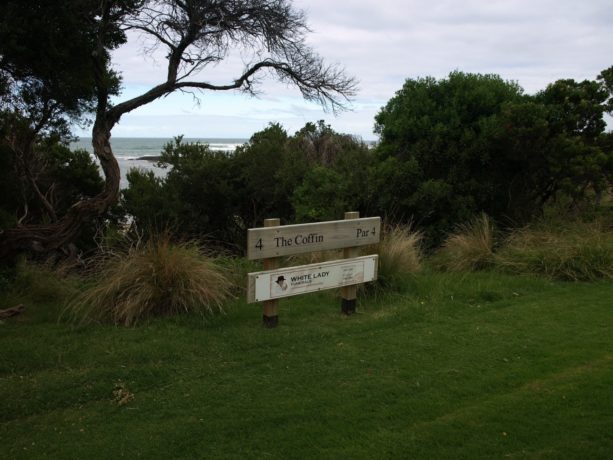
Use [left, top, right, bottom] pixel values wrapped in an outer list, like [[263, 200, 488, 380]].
[[1, 271, 612, 459]]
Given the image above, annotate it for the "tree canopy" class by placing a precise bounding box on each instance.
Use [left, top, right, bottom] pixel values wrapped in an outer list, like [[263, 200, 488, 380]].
[[122, 121, 372, 249], [373, 71, 612, 240], [0, 0, 356, 260]]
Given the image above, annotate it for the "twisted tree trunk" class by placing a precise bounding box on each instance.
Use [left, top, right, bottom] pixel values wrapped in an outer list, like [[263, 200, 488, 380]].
[[0, 124, 120, 262]]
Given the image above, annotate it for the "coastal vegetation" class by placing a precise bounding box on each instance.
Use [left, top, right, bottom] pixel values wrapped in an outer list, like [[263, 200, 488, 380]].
[[0, 0, 356, 260], [116, 70, 613, 257], [1, 1, 612, 458], [64, 233, 233, 326]]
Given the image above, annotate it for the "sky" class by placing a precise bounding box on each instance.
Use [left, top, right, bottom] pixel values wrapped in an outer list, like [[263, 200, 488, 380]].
[[74, 0, 613, 141]]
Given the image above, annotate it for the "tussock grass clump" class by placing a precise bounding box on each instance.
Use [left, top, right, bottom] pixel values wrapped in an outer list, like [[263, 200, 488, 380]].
[[371, 224, 423, 290], [66, 236, 233, 326], [495, 220, 613, 281], [435, 213, 495, 272]]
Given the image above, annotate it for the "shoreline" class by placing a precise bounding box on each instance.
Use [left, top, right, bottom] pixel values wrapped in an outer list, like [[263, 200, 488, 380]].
[[130, 155, 161, 162]]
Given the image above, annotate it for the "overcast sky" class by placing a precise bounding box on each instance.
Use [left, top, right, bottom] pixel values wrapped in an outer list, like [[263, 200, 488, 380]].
[[75, 0, 613, 140]]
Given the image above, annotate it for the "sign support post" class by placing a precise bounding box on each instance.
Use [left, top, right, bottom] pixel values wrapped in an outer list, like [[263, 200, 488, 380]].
[[340, 211, 360, 314], [262, 218, 280, 328]]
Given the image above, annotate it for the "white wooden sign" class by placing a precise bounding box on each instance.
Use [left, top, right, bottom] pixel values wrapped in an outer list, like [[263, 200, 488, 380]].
[[247, 217, 381, 260], [247, 255, 378, 303]]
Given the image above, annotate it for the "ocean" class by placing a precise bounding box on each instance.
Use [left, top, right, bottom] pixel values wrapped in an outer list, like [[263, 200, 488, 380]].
[[71, 137, 247, 188]]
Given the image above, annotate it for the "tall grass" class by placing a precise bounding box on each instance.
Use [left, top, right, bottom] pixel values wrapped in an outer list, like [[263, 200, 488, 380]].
[[66, 235, 233, 326], [495, 220, 613, 281], [370, 224, 423, 291], [434, 213, 495, 271]]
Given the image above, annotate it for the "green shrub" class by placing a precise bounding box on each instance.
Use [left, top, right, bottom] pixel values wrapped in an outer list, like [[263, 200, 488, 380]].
[[122, 137, 240, 246], [434, 214, 495, 272], [494, 220, 613, 281], [66, 235, 233, 326], [12, 260, 76, 304]]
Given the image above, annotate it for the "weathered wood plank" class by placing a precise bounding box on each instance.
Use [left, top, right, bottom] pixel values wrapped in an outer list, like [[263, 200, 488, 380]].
[[261, 218, 280, 327], [341, 211, 360, 314], [247, 217, 381, 260]]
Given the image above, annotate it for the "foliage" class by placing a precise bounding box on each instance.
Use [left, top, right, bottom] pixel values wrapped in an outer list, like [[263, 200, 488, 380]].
[[232, 123, 298, 229], [65, 234, 233, 326], [0, 0, 356, 260], [293, 167, 355, 222], [123, 136, 241, 247], [0, 134, 105, 254], [123, 122, 373, 249], [369, 224, 423, 291], [160, 137, 240, 244], [0, 0, 123, 118], [434, 213, 495, 272], [291, 121, 374, 222], [121, 169, 174, 232], [597, 65, 613, 105], [373, 70, 613, 243], [0, 0, 125, 260], [494, 219, 613, 281]]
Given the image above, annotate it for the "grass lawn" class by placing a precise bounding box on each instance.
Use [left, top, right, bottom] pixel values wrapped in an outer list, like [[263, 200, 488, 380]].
[[1, 271, 612, 459]]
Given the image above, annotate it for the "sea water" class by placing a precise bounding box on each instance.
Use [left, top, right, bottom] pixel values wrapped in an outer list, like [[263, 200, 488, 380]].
[[71, 137, 247, 188]]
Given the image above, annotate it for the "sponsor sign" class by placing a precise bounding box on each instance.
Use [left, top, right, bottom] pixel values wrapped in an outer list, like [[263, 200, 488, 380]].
[[247, 217, 381, 260], [247, 255, 378, 303]]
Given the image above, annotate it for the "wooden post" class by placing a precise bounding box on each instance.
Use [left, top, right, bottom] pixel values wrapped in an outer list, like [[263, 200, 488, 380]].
[[262, 218, 280, 328], [341, 211, 359, 314]]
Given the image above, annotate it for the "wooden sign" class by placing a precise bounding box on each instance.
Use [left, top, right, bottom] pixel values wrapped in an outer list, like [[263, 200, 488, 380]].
[[247, 255, 378, 303], [247, 217, 381, 260]]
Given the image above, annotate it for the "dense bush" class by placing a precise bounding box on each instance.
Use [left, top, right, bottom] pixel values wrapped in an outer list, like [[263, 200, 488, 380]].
[[232, 123, 301, 229], [125, 137, 239, 244], [121, 69, 612, 253], [291, 123, 374, 222], [373, 71, 612, 243], [122, 122, 373, 250], [0, 137, 104, 230]]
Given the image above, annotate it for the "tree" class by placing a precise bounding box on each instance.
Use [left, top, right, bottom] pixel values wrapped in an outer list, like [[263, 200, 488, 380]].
[[0, 0, 356, 260], [122, 121, 371, 250], [0, 0, 128, 261], [232, 123, 298, 229], [597, 65, 613, 114], [290, 122, 374, 222], [373, 72, 525, 239], [373, 70, 612, 242]]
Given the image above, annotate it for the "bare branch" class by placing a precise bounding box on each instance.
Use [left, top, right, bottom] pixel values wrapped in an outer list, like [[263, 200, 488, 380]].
[[110, 0, 357, 121]]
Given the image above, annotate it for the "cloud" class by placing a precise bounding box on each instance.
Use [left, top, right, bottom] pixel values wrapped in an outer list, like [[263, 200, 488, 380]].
[[99, 0, 612, 138]]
